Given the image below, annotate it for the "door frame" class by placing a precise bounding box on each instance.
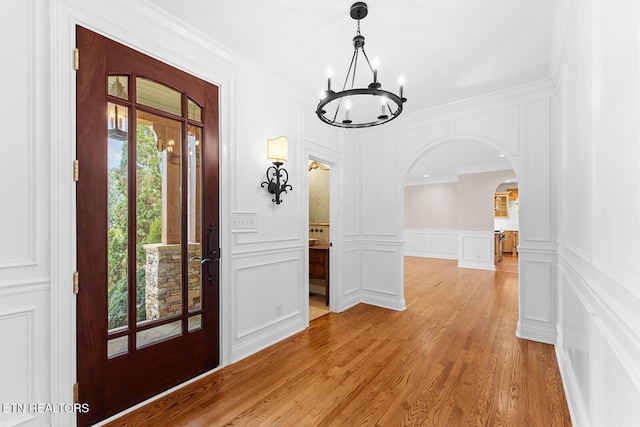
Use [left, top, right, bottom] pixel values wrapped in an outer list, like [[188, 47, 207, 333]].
[[303, 141, 344, 325], [75, 25, 221, 424], [51, 9, 232, 426]]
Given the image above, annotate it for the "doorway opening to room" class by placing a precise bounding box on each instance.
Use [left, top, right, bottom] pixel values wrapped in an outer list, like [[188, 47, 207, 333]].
[[493, 180, 519, 272], [76, 27, 220, 426], [308, 159, 331, 320], [402, 138, 518, 271]]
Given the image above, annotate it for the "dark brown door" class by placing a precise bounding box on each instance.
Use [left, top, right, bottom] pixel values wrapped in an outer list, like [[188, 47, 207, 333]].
[[76, 26, 219, 426]]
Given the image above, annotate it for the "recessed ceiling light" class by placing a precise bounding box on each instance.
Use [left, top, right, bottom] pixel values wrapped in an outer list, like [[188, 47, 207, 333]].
[[499, 154, 505, 158], [423, 174, 430, 178]]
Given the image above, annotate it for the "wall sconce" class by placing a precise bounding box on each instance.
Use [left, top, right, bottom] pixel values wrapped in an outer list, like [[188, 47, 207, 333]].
[[261, 136, 292, 205]]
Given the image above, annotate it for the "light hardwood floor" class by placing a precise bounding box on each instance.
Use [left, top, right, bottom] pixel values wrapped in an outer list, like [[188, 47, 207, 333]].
[[309, 292, 330, 321], [104, 257, 571, 426]]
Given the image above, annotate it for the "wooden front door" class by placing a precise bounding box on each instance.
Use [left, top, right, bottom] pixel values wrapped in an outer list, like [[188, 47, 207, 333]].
[[76, 26, 219, 426]]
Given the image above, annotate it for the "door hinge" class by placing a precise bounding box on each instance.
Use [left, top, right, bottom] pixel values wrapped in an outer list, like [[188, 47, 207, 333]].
[[74, 48, 79, 71], [73, 271, 79, 294], [74, 160, 79, 182], [73, 382, 79, 404]]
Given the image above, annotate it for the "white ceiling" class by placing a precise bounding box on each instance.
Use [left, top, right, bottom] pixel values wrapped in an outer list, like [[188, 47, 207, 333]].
[[404, 139, 514, 186], [148, 0, 558, 183]]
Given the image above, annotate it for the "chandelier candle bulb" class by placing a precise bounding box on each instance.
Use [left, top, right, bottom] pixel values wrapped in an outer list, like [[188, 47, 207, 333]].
[[343, 100, 353, 124], [373, 57, 379, 83]]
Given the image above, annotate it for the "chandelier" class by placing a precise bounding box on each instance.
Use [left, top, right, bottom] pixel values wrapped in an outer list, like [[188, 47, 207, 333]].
[[316, 2, 406, 129]]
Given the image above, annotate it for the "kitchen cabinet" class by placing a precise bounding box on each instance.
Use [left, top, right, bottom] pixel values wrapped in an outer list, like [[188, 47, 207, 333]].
[[309, 245, 329, 306], [494, 192, 510, 218], [502, 231, 519, 254]]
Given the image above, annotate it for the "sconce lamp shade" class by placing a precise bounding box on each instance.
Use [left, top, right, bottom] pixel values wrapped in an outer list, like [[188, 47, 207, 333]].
[[267, 136, 288, 163]]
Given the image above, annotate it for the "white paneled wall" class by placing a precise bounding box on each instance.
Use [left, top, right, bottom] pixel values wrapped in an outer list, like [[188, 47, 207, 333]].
[[0, 1, 54, 425], [357, 81, 557, 343], [554, 0, 640, 426]]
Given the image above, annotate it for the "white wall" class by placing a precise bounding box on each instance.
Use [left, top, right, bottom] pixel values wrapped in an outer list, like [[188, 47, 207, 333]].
[[553, 1, 640, 425], [0, 1, 53, 426]]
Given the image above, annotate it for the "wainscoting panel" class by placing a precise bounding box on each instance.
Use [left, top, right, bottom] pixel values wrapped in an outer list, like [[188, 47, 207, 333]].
[[516, 247, 556, 344], [522, 260, 552, 322], [0, 285, 51, 426], [591, 317, 640, 426], [0, 307, 35, 426], [231, 252, 304, 362], [361, 243, 405, 311], [457, 231, 494, 270], [362, 248, 397, 295], [556, 245, 640, 427], [404, 229, 458, 259], [342, 246, 361, 297]]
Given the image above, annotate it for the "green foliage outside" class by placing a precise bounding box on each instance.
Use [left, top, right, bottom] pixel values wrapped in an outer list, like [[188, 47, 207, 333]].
[[107, 123, 163, 330]]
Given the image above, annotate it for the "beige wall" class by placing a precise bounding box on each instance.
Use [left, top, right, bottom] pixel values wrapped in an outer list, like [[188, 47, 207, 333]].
[[404, 182, 458, 229], [457, 170, 516, 231], [404, 170, 516, 231]]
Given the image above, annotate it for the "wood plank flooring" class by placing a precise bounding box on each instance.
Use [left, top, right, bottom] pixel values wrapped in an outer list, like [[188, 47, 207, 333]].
[[104, 257, 571, 426]]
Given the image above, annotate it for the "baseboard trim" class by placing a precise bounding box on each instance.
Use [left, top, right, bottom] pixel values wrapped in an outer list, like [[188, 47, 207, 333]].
[[555, 345, 590, 427], [516, 321, 556, 344]]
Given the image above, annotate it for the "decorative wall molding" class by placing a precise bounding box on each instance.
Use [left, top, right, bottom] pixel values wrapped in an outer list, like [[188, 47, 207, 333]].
[[231, 244, 304, 259], [0, 279, 51, 296], [457, 231, 495, 271], [0, 306, 36, 425], [558, 245, 640, 342], [452, 105, 520, 156], [0, 0, 38, 272], [521, 259, 552, 322], [404, 229, 458, 259], [516, 248, 556, 343], [555, 345, 590, 427], [231, 317, 304, 363]]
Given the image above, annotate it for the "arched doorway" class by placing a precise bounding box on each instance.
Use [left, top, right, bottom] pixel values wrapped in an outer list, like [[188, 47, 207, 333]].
[[402, 137, 519, 271]]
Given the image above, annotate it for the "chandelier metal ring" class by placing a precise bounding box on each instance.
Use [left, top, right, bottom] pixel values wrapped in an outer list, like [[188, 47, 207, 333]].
[[316, 88, 404, 129]]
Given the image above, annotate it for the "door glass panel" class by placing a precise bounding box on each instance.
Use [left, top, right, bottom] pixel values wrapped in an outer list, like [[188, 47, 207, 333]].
[[188, 314, 202, 332], [136, 111, 182, 325], [107, 102, 129, 333], [188, 98, 202, 122], [107, 336, 128, 358], [136, 320, 182, 348], [188, 126, 202, 311], [107, 75, 129, 100], [107, 102, 129, 142], [137, 77, 182, 116]]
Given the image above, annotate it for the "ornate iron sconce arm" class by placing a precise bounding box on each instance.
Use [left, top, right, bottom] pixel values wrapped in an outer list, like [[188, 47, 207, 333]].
[[261, 162, 293, 205]]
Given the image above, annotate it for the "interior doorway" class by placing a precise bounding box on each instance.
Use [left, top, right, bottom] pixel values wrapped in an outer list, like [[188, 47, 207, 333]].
[[493, 180, 519, 273], [308, 159, 331, 321]]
